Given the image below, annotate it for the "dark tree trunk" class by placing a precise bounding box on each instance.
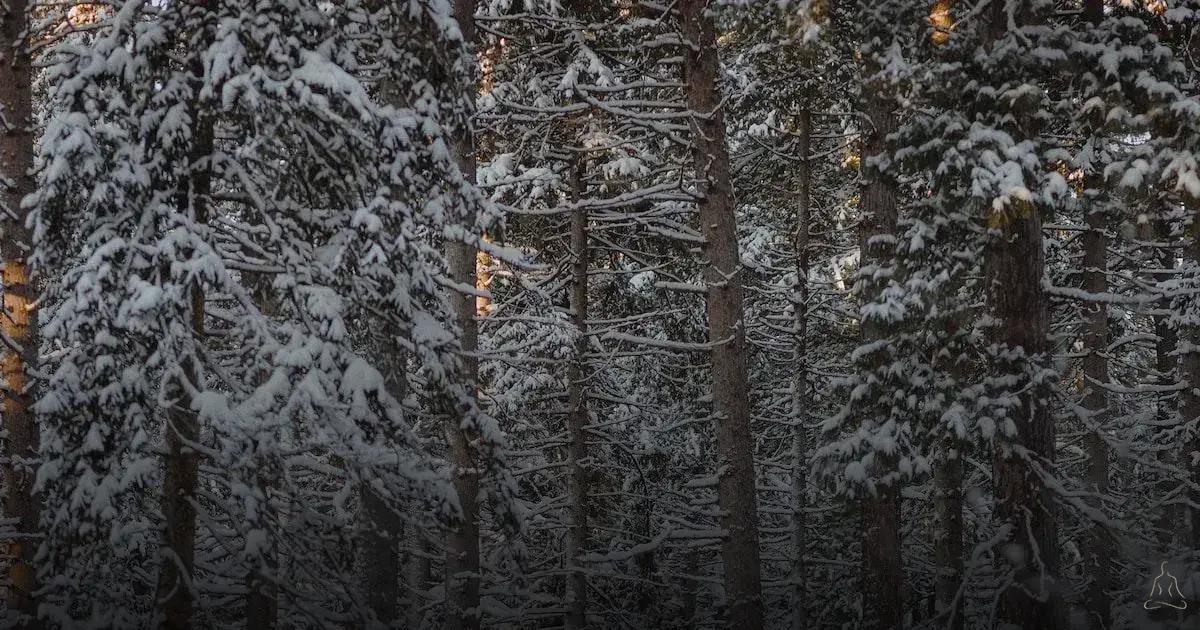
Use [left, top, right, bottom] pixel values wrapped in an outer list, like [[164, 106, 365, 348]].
[[564, 160, 590, 630], [0, 2, 41, 627], [245, 274, 280, 630], [982, 4, 1061, 628], [987, 197, 1061, 629], [156, 48, 214, 630], [1150, 217, 1179, 544], [1080, 203, 1112, 628], [1183, 212, 1200, 550], [407, 528, 433, 628], [790, 108, 811, 630], [444, 2, 482, 629], [359, 337, 408, 628], [858, 32, 903, 630], [361, 479, 403, 628], [1080, 3, 1112, 623], [679, 2, 764, 628], [934, 438, 964, 630]]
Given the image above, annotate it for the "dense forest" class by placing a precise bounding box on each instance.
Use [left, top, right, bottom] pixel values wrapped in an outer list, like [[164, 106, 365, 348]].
[[4, 0, 1200, 628]]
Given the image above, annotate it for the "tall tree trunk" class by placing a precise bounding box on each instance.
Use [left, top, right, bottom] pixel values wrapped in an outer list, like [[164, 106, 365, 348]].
[[1183, 208, 1200, 550], [933, 437, 963, 630], [858, 31, 903, 630], [244, 502, 278, 627], [982, 4, 1060, 628], [156, 97, 213, 630], [679, 2, 764, 628], [0, 2, 40, 626], [988, 201, 1060, 630], [1150, 217, 1179, 544], [790, 108, 812, 630], [932, 7, 964, 602], [443, 145, 484, 630], [359, 488, 401, 627], [246, 273, 279, 630], [407, 527, 433, 628], [445, 1, 482, 629], [353, 15, 411, 626], [155, 26, 214, 625], [358, 340, 407, 629], [564, 160, 590, 630], [1080, 2, 1112, 624], [1080, 205, 1112, 628], [1079, 163, 1114, 630], [681, 551, 699, 626]]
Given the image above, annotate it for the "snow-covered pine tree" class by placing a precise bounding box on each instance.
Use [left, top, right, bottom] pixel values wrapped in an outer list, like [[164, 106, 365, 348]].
[[27, 0, 513, 626], [899, 1, 1073, 626]]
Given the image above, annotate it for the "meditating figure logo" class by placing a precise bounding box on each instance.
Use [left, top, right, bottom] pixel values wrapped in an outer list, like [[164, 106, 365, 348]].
[[1144, 561, 1188, 611]]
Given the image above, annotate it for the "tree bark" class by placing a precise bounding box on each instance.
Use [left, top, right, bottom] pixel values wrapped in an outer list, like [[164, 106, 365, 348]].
[[352, 11, 412, 625], [361, 450, 403, 628], [1150, 216, 1179, 544], [246, 272, 280, 630], [980, 3, 1060, 628], [987, 195, 1067, 630], [988, 200, 1061, 630], [1183, 209, 1200, 551], [0, 2, 41, 626], [858, 32, 903, 630], [933, 437, 963, 630], [679, 2, 764, 628], [1080, 203, 1112, 628], [156, 91, 213, 630], [245, 501, 278, 629], [790, 108, 811, 630], [407, 527, 433, 628], [564, 160, 590, 630], [1077, 7, 1111, 629], [444, 2, 482, 629]]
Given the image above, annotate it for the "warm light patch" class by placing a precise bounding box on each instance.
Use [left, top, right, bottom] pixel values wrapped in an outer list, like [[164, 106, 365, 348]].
[[476, 238, 495, 317], [0, 262, 31, 414], [67, 3, 104, 27], [930, 0, 953, 47], [1121, 0, 1168, 14], [479, 38, 507, 97]]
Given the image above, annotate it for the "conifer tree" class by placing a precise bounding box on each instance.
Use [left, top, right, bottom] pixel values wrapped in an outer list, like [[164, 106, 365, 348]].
[[0, 1, 40, 625]]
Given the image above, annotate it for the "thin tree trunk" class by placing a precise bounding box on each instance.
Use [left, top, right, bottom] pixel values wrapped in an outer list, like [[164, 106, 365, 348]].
[[408, 527, 433, 627], [564, 160, 590, 630], [443, 175, 484, 630], [353, 16, 411, 626], [358, 340, 407, 629], [1081, 204, 1112, 628], [1079, 3, 1112, 625], [681, 551, 699, 626], [369, 351, 413, 630], [1150, 217, 1178, 544], [1182, 209, 1200, 550], [0, 2, 40, 626], [245, 273, 279, 630], [858, 31, 903, 630], [790, 108, 812, 630], [245, 507, 278, 630], [679, 2, 764, 628], [445, 2, 482, 629], [156, 93, 214, 630], [933, 436, 963, 630], [361, 452, 403, 629]]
